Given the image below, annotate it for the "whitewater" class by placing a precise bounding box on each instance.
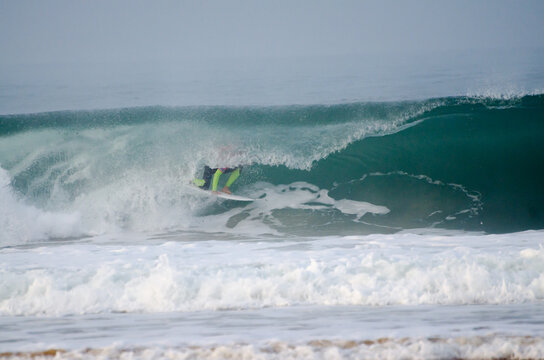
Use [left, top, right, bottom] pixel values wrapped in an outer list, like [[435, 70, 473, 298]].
[[1, 50, 544, 359]]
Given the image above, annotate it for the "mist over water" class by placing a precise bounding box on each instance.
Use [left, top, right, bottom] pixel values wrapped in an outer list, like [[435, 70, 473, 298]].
[[1, 47, 543, 114]]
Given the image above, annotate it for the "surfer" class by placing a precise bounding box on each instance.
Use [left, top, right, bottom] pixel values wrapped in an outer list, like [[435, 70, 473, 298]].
[[193, 166, 241, 194]]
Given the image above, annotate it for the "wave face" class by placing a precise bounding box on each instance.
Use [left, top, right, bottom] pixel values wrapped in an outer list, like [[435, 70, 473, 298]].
[[1, 95, 543, 243]]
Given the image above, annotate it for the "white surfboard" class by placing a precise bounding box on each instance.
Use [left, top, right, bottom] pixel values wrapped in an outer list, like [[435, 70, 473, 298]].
[[215, 192, 255, 202], [187, 185, 255, 202]]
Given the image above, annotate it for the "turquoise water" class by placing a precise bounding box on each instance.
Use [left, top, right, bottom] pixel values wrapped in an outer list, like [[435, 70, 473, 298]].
[[1, 95, 543, 240]]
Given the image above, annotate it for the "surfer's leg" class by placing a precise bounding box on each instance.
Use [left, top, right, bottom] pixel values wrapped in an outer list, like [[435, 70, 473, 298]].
[[225, 168, 240, 188]]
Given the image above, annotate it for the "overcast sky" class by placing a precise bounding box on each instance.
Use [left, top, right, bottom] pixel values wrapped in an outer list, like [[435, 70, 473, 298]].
[[1, 0, 543, 65]]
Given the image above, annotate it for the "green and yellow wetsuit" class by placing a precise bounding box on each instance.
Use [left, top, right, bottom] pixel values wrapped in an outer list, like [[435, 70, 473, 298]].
[[193, 166, 241, 191]]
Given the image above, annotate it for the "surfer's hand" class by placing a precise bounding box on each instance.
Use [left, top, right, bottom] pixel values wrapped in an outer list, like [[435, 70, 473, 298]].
[[222, 186, 232, 194]]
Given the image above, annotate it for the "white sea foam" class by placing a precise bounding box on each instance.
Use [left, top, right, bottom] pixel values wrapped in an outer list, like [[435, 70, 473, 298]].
[[182, 181, 390, 236], [465, 88, 544, 101], [248, 181, 389, 216], [1, 231, 542, 316]]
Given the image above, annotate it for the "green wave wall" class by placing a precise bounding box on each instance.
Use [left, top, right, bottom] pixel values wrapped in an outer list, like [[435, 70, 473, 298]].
[[1, 95, 543, 234]]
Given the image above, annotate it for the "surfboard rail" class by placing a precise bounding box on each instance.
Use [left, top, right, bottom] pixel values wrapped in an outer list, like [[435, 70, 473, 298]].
[[186, 185, 254, 202]]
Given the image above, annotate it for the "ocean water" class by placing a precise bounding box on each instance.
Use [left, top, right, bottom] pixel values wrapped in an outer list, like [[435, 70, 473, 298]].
[[1, 50, 544, 359]]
